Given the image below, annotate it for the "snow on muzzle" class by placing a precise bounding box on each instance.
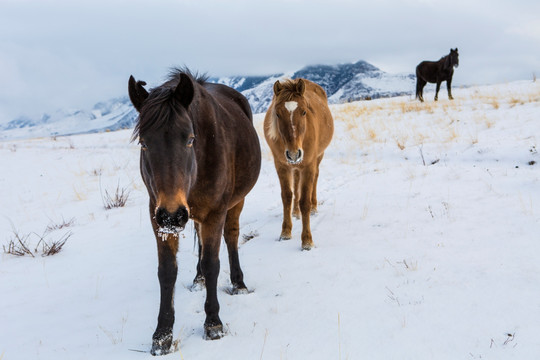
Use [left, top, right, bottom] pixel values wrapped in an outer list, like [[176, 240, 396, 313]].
[[154, 206, 189, 241]]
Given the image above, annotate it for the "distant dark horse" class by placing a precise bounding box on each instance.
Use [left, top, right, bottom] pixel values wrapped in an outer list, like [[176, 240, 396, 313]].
[[416, 48, 459, 102], [128, 69, 261, 355]]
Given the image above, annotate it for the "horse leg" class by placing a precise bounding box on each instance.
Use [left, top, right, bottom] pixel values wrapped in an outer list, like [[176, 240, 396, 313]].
[[149, 203, 180, 355], [224, 200, 248, 294], [435, 81, 441, 101], [416, 78, 426, 102], [276, 163, 293, 240], [447, 78, 454, 100], [292, 170, 301, 219], [299, 166, 316, 250], [310, 154, 323, 214], [200, 214, 227, 340], [191, 222, 205, 291]]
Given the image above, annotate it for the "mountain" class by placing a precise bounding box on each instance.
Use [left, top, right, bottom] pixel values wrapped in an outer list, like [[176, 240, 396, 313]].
[[211, 60, 415, 114], [0, 97, 138, 141], [0, 61, 414, 140]]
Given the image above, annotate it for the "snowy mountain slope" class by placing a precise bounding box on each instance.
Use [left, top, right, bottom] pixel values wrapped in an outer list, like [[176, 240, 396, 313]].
[[0, 97, 137, 141], [1, 81, 539, 360], [212, 60, 415, 113], [0, 61, 414, 140]]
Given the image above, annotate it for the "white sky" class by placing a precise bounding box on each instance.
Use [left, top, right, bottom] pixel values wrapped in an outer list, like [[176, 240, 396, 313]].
[[1, 0, 539, 121]]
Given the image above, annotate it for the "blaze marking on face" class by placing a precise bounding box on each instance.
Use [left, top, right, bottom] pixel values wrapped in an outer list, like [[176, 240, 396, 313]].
[[284, 101, 298, 113], [284, 101, 298, 137]]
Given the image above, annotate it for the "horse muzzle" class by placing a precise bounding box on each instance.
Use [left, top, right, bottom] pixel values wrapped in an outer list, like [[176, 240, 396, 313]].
[[155, 206, 189, 238], [285, 149, 303, 165]]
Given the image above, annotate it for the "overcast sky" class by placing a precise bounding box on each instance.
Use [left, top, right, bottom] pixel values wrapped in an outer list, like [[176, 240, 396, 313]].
[[1, 0, 539, 121]]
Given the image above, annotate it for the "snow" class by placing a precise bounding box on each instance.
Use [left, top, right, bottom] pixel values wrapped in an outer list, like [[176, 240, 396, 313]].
[[1, 81, 539, 359]]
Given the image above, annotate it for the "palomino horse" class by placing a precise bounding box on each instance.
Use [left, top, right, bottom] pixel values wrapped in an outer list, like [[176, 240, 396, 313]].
[[416, 48, 459, 102], [128, 69, 261, 354], [264, 78, 334, 250]]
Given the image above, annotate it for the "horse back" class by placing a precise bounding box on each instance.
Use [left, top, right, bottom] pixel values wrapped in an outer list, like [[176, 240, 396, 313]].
[[204, 83, 253, 123], [303, 79, 334, 155], [191, 82, 261, 214], [417, 59, 453, 83]]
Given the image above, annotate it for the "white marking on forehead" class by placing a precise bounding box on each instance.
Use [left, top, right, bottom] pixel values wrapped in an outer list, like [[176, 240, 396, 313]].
[[284, 101, 298, 113], [284, 101, 298, 138]]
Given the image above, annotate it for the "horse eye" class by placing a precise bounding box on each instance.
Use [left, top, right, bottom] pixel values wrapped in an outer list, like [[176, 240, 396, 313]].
[[187, 136, 195, 147], [139, 140, 148, 151], [302, 111, 307, 116]]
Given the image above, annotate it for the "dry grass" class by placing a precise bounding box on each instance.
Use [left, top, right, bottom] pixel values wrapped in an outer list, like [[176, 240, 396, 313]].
[[46, 217, 76, 233], [3, 231, 34, 257], [35, 231, 72, 256], [3, 228, 72, 257], [89, 168, 103, 177], [73, 186, 88, 201], [102, 183, 131, 210], [329, 83, 539, 154], [365, 128, 377, 140], [395, 136, 407, 150]]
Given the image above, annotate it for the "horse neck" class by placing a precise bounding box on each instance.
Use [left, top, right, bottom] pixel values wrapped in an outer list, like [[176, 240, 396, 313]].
[[440, 55, 452, 70]]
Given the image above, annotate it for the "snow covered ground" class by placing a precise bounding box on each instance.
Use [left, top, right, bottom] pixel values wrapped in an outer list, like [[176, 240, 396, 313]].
[[1, 81, 539, 360]]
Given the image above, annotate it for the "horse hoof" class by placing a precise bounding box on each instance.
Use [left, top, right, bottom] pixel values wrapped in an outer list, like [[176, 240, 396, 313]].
[[279, 234, 291, 241], [301, 242, 314, 251], [151, 331, 173, 356], [204, 324, 224, 340], [190, 276, 205, 291], [292, 211, 301, 219], [231, 284, 249, 295]]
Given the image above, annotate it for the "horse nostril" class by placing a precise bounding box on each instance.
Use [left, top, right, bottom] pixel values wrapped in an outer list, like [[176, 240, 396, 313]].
[[175, 206, 189, 227], [155, 208, 173, 228], [285, 149, 303, 163], [285, 150, 292, 162], [156, 206, 189, 229]]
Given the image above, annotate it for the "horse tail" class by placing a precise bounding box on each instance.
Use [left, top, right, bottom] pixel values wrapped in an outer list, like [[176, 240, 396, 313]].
[[415, 65, 422, 99]]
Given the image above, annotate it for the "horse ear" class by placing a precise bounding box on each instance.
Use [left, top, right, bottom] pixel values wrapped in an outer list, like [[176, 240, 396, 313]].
[[128, 75, 148, 112], [273, 80, 283, 96], [174, 73, 194, 108], [296, 79, 306, 96]]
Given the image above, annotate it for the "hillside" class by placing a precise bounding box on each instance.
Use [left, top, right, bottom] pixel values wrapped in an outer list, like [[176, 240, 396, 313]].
[[1, 81, 539, 360], [212, 61, 415, 114], [0, 61, 414, 140]]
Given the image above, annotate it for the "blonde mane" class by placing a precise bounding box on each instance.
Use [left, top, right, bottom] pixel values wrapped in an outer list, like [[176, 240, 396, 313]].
[[265, 108, 280, 141]]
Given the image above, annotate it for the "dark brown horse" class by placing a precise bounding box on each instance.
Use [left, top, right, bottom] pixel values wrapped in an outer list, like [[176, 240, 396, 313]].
[[128, 69, 261, 354], [416, 48, 459, 102], [264, 79, 334, 250]]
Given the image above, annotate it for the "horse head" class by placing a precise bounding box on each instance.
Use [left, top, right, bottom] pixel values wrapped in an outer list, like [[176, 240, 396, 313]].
[[448, 48, 459, 68], [271, 78, 309, 165], [129, 73, 197, 236]]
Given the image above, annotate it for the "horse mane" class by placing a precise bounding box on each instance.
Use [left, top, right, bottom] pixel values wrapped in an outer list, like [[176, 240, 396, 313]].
[[168, 67, 209, 85], [443, 54, 451, 70], [131, 67, 206, 142], [275, 79, 304, 103]]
